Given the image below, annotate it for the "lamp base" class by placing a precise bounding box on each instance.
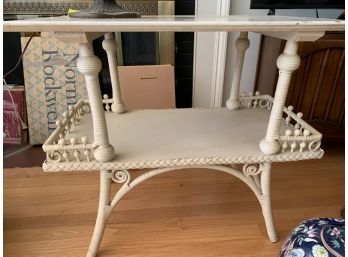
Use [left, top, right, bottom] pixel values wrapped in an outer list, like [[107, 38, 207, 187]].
[[69, 1, 140, 18]]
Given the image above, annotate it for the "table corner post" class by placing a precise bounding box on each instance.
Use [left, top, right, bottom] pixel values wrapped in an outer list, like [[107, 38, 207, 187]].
[[226, 31, 250, 110], [102, 32, 126, 114], [260, 40, 300, 155], [77, 39, 115, 162]]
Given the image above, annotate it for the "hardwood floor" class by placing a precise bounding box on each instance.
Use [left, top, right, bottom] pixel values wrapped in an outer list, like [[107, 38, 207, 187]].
[[4, 144, 344, 257]]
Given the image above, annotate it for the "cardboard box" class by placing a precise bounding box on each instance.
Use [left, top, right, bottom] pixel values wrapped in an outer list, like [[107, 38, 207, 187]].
[[118, 65, 175, 110], [3, 85, 28, 145], [21, 36, 89, 144]]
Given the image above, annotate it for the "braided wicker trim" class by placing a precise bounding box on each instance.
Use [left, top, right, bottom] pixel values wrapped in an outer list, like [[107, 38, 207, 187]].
[[43, 149, 324, 172]]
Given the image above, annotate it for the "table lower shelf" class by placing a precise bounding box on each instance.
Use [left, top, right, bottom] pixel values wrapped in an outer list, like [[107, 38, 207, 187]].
[[43, 106, 323, 172]]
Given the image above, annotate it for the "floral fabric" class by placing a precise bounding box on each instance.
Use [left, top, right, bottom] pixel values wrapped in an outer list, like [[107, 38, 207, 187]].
[[279, 218, 345, 257]]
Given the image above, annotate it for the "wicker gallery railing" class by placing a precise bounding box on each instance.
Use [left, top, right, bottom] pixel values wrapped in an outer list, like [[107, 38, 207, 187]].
[[239, 92, 322, 153], [42, 93, 322, 164]]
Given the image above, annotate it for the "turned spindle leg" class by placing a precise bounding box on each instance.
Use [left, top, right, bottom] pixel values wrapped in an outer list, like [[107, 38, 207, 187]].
[[102, 33, 126, 113], [77, 42, 115, 162], [226, 32, 250, 110], [260, 40, 300, 154], [87, 170, 113, 257], [258, 163, 277, 242]]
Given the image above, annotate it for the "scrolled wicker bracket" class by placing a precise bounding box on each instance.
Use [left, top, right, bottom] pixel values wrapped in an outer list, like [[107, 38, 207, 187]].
[[242, 163, 263, 176], [242, 163, 267, 191], [239, 92, 273, 110], [106, 164, 269, 210], [111, 169, 130, 184]]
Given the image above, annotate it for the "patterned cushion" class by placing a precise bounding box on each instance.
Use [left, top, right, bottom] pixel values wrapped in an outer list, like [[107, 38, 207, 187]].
[[279, 218, 345, 257]]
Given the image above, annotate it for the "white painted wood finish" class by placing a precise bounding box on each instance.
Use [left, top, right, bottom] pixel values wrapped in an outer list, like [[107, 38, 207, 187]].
[[192, 0, 230, 108], [87, 162, 277, 257], [43, 102, 323, 172], [259, 41, 300, 154], [76, 42, 115, 162], [3, 15, 344, 32], [102, 33, 126, 113], [226, 32, 250, 110], [5, 15, 344, 257]]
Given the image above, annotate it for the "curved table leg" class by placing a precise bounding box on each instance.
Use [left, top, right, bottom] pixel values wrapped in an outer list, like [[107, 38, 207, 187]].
[[87, 170, 113, 257], [258, 162, 277, 242], [86, 165, 278, 256]]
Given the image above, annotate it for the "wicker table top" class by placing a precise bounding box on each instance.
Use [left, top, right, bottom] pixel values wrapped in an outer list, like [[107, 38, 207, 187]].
[[4, 15, 345, 32]]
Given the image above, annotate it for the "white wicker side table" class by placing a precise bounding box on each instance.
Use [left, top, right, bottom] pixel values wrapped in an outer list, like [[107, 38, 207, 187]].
[[4, 15, 345, 257]]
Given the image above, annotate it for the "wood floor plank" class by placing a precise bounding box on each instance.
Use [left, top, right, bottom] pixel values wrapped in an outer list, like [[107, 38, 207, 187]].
[[4, 145, 344, 257]]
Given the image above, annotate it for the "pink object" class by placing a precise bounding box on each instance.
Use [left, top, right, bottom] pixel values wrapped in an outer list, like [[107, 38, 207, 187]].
[[3, 86, 27, 145]]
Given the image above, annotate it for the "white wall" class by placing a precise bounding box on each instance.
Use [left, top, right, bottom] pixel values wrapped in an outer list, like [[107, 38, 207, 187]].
[[222, 0, 343, 106], [193, 0, 230, 107]]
